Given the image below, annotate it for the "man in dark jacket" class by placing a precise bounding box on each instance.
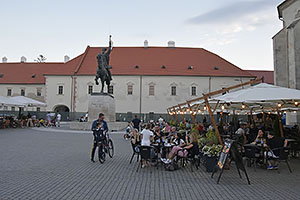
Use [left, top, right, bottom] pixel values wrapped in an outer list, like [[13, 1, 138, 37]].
[[91, 113, 109, 162]]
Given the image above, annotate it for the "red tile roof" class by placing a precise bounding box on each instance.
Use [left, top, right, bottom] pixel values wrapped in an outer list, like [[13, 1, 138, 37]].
[[76, 47, 254, 77], [0, 46, 254, 84], [245, 70, 274, 84]]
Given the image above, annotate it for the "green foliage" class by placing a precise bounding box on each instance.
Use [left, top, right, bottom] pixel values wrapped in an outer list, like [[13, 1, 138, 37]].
[[205, 129, 219, 145], [169, 120, 177, 127], [202, 144, 223, 157], [178, 122, 186, 130]]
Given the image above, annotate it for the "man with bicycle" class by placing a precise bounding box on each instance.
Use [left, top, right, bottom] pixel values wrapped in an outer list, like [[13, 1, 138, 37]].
[[91, 113, 109, 163]]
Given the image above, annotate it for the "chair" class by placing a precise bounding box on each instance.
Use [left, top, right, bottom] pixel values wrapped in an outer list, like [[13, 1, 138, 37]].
[[136, 146, 153, 172], [129, 142, 140, 164], [4, 120, 10, 128], [243, 145, 261, 171], [271, 147, 292, 173], [177, 148, 200, 172]]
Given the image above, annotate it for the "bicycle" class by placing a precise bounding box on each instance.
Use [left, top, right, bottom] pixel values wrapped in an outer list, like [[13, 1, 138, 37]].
[[97, 139, 106, 164], [97, 133, 114, 164], [105, 133, 114, 158]]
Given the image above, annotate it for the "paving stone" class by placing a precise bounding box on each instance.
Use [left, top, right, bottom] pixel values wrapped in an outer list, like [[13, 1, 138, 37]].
[[0, 128, 300, 200]]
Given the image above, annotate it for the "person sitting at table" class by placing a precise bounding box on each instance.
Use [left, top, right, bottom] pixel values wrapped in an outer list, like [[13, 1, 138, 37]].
[[163, 122, 171, 135], [264, 131, 288, 170], [161, 132, 199, 164], [172, 132, 186, 147], [251, 129, 266, 145], [131, 128, 141, 152], [169, 126, 177, 137]]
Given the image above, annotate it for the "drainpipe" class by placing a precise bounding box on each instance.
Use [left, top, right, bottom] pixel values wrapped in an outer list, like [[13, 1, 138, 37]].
[[209, 77, 212, 93], [139, 75, 142, 119], [70, 76, 74, 112]]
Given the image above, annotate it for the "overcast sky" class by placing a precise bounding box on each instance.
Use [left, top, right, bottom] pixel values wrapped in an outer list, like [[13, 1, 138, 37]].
[[0, 0, 283, 70]]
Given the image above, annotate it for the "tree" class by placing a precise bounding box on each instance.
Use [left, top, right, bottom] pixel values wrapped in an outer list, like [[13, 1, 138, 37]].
[[35, 55, 47, 63]]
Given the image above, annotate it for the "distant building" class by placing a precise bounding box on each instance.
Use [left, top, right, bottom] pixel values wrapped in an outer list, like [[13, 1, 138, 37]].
[[273, 0, 300, 124], [245, 70, 274, 85], [273, 0, 300, 88], [0, 44, 256, 120]]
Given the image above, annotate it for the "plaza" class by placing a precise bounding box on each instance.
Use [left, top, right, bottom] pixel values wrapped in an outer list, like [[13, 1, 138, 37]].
[[1, 127, 300, 200]]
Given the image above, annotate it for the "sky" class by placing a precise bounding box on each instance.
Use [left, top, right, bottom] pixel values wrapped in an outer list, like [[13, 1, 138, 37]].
[[0, 0, 283, 70]]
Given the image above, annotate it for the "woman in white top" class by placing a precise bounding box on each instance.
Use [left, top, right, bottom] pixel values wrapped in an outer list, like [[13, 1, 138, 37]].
[[141, 123, 154, 146]]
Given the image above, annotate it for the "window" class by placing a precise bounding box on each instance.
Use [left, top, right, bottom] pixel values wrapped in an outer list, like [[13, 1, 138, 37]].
[[37, 107, 40, 112], [191, 86, 196, 96], [171, 86, 176, 96], [11, 107, 15, 111], [4, 106, 8, 110], [58, 86, 64, 95], [21, 89, 25, 96], [149, 85, 155, 96], [7, 89, 12, 96], [37, 88, 42, 96], [127, 85, 133, 95], [108, 85, 114, 94], [88, 85, 93, 94]]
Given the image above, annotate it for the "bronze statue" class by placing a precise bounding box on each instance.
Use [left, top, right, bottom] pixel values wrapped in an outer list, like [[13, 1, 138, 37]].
[[95, 35, 113, 93]]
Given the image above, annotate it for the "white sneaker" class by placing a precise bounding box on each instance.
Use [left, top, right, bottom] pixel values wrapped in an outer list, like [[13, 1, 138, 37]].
[[166, 159, 172, 164], [161, 158, 166, 162]]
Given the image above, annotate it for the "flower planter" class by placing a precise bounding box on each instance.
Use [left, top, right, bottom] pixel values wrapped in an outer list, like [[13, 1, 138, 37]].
[[205, 156, 217, 172]]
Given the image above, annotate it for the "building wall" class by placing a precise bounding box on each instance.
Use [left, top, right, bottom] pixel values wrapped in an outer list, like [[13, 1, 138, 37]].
[[73, 75, 253, 114], [273, 29, 288, 87], [0, 84, 45, 111], [281, 0, 300, 27], [274, 0, 300, 124], [44, 76, 73, 112]]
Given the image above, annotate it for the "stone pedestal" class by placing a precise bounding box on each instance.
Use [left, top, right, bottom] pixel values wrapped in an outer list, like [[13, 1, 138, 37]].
[[88, 93, 116, 122]]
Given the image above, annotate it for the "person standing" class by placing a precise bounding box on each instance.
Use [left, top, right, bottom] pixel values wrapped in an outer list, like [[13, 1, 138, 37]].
[[46, 112, 51, 127], [91, 113, 109, 162], [56, 113, 61, 127], [85, 112, 89, 122], [132, 115, 141, 131]]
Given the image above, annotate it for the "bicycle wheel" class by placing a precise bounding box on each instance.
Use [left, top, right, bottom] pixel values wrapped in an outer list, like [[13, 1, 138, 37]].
[[98, 143, 106, 163], [108, 139, 114, 158]]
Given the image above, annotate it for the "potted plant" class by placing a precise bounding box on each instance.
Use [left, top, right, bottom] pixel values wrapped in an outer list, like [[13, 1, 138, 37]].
[[202, 144, 223, 172]]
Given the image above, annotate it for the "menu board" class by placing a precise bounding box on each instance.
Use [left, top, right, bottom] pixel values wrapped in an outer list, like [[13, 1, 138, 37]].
[[217, 140, 233, 169]]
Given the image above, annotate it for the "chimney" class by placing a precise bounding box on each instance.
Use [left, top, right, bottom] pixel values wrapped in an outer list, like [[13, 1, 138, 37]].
[[64, 55, 70, 63], [2, 57, 7, 63], [168, 41, 175, 48], [20, 56, 27, 63], [144, 40, 148, 48]]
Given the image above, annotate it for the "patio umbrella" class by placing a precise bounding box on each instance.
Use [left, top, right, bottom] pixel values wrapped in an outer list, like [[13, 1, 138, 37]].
[[213, 83, 300, 103], [10, 96, 46, 107], [0, 96, 24, 107]]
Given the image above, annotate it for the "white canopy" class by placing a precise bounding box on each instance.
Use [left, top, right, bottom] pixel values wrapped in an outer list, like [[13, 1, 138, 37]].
[[10, 96, 46, 107], [0, 96, 46, 107], [213, 83, 300, 103], [0, 96, 24, 107]]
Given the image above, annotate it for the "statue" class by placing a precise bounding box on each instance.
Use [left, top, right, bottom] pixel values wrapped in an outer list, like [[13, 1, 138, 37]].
[[95, 35, 113, 93]]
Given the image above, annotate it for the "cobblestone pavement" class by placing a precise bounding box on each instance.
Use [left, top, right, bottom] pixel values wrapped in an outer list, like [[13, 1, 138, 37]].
[[1, 128, 300, 200]]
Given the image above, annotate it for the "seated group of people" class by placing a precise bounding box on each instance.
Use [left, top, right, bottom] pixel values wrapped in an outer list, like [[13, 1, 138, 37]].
[[249, 129, 288, 170], [130, 123, 199, 167]]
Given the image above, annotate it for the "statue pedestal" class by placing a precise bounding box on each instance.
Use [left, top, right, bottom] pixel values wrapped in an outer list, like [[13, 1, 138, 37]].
[[88, 93, 116, 122]]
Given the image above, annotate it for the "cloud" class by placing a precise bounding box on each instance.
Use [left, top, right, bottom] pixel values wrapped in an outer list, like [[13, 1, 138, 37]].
[[187, 0, 281, 25]]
